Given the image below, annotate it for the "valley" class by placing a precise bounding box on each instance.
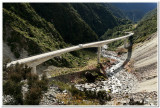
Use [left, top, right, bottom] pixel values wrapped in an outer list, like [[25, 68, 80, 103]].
[[43, 32, 157, 105], [2, 2, 158, 106]]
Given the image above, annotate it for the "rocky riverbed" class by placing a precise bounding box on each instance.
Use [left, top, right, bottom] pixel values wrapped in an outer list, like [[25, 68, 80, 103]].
[[108, 91, 157, 106], [75, 69, 138, 94], [40, 84, 63, 105], [37, 41, 158, 106], [74, 48, 157, 105], [75, 49, 137, 93]]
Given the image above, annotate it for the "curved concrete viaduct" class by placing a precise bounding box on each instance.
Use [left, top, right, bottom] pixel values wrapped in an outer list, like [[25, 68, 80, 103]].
[[7, 32, 134, 74]]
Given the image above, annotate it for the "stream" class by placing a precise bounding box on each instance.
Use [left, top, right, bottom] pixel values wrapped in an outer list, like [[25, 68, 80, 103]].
[[75, 45, 138, 94]]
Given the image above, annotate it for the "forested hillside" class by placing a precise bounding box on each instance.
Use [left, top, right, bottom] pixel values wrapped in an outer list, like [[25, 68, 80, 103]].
[[31, 3, 130, 39], [3, 3, 96, 67], [100, 6, 157, 49], [31, 3, 98, 45], [71, 3, 129, 36], [3, 3, 132, 68], [3, 3, 66, 56], [133, 8, 157, 43], [141, 8, 157, 21]]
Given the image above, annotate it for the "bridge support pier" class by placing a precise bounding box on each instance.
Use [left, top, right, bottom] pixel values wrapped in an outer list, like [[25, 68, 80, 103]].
[[31, 66, 37, 74], [97, 46, 101, 64], [124, 38, 128, 48]]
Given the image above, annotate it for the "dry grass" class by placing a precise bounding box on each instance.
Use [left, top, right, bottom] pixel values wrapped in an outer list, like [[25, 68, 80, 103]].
[[49, 57, 107, 78], [56, 93, 99, 105]]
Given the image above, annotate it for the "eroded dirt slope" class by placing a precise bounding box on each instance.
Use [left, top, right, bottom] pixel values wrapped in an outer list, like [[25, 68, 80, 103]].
[[131, 32, 157, 92]]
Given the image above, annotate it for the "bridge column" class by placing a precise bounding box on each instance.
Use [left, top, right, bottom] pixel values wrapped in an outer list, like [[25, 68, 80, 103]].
[[97, 46, 101, 64], [31, 66, 37, 74], [124, 38, 128, 48]]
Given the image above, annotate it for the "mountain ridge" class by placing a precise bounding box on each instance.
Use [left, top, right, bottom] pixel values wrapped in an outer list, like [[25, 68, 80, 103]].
[[111, 3, 157, 22]]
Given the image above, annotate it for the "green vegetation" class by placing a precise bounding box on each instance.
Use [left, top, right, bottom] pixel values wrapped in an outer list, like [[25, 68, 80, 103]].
[[3, 3, 97, 68], [24, 86, 42, 105], [71, 3, 129, 36], [133, 8, 157, 43], [52, 80, 111, 105], [31, 3, 98, 44], [3, 64, 29, 105], [2, 3, 158, 105], [100, 8, 157, 48], [3, 63, 49, 105], [111, 3, 157, 22], [3, 3, 157, 68], [3, 3, 65, 57], [3, 3, 65, 54], [99, 8, 157, 50], [100, 24, 133, 50], [101, 24, 133, 40], [3, 3, 134, 68], [141, 8, 157, 22], [24, 73, 49, 105], [3, 79, 23, 104]]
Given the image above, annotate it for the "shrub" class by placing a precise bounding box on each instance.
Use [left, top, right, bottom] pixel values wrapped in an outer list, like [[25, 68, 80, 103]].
[[27, 73, 38, 88], [3, 80, 23, 104], [8, 72, 22, 83], [3, 63, 27, 105], [21, 65, 32, 79], [3, 63, 48, 105], [24, 87, 42, 105], [35, 80, 48, 92], [69, 85, 85, 99], [96, 63, 101, 69], [24, 73, 49, 105], [41, 73, 49, 83], [14, 51, 20, 58], [97, 90, 111, 101], [52, 80, 70, 91], [96, 75, 106, 81]]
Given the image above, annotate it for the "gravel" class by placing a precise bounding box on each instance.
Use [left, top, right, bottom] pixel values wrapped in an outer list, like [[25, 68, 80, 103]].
[[3, 95, 15, 105], [75, 50, 137, 94], [39, 84, 64, 105]]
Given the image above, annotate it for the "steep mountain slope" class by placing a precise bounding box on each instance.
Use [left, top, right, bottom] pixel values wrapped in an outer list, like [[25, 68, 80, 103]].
[[32, 3, 131, 39], [133, 8, 157, 43], [31, 3, 98, 45], [71, 3, 123, 36], [100, 24, 133, 40], [132, 32, 157, 92], [99, 22, 133, 50], [3, 3, 65, 56], [141, 8, 157, 21], [130, 8, 157, 93], [111, 3, 157, 22], [102, 3, 126, 19], [3, 3, 136, 68], [3, 3, 92, 67]]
